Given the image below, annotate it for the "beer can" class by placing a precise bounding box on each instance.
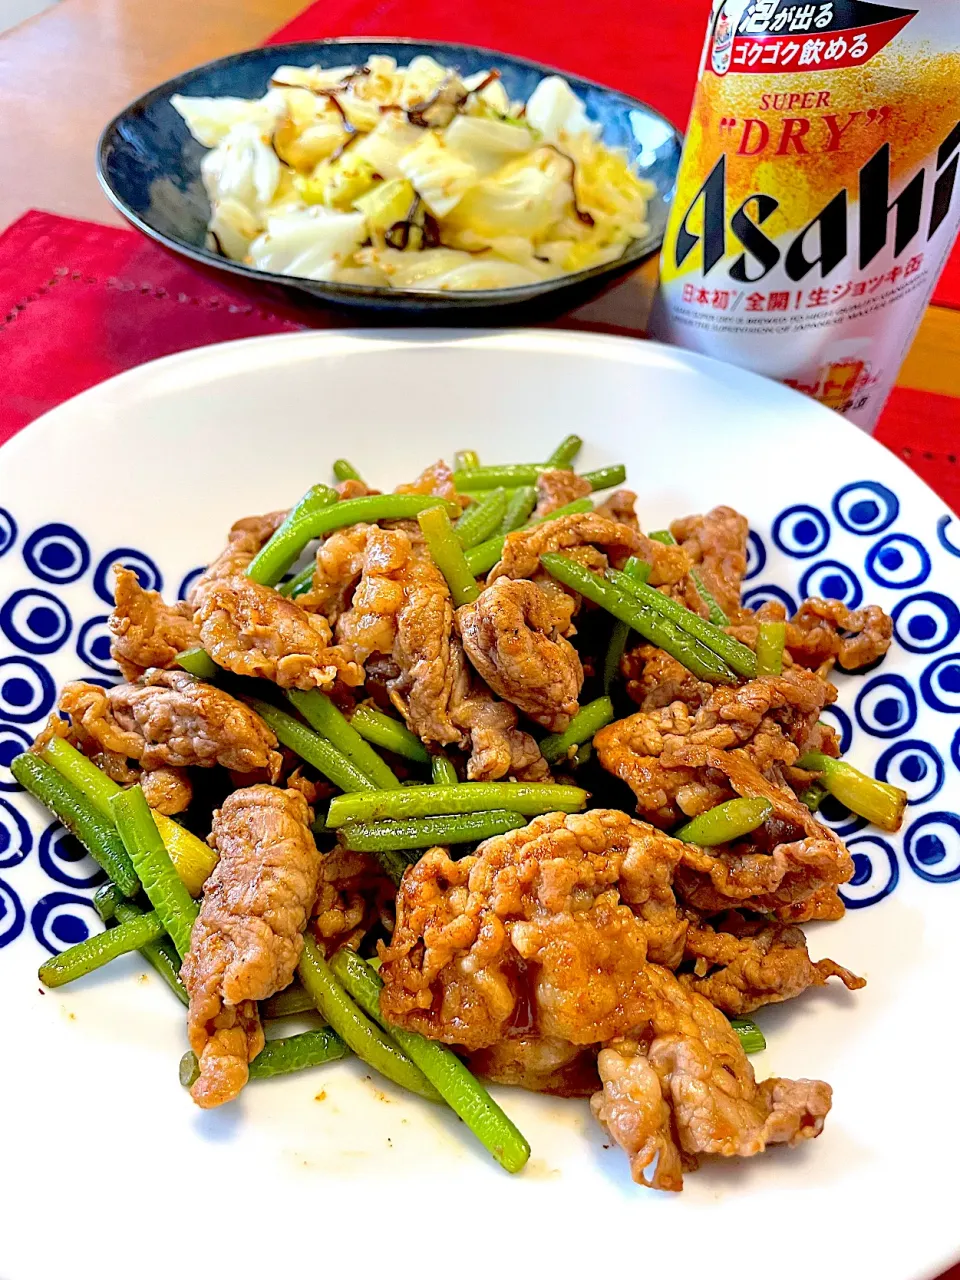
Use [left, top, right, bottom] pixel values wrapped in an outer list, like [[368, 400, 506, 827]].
[[649, 0, 960, 430]]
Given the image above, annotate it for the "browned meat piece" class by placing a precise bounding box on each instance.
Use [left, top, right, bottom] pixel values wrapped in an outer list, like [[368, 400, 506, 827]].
[[195, 577, 364, 690], [468, 1037, 600, 1097], [594, 701, 710, 827], [592, 986, 832, 1191], [324, 524, 550, 779], [671, 747, 853, 921], [380, 810, 690, 1049], [622, 643, 712, 711], [790, 598, 893, 671], [182, 785, 322, 1107], [298, 523, 383, 627], [670, 505, 749, 620], [335, 478, 379, 499], [187, 510, 287, 604], [730, 597, 893, 674], [58, 670, 283, 776], [109, 566, 199, 681], [452, 688, 551, 781], [140, 766, 193, 815], [488, 512, 652, 583], [311, 845, 396, 956], [680, 912, 864, 1014], [31, 710, 138, 785], [457, 578, 583, 731], [395, 458, 468, 510], [379, 809, 833, 1189], [596, 668, 836, 826], [594, 489, 639, 531], [533, 468, 593, 516]]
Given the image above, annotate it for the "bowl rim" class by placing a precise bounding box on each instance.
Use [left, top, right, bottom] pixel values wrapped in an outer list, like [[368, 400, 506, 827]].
[[95, 35, 684, 307]]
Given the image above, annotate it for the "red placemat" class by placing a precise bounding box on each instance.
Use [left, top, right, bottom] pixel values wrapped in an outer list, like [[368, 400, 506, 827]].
[[267, 0, 960, 311]]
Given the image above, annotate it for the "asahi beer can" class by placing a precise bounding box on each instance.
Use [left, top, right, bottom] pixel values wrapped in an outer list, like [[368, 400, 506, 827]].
[[649, 0, 960, 430]]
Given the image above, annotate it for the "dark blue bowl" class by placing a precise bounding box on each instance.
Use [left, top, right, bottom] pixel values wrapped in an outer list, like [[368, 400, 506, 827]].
[[97, 38, 682, 313]]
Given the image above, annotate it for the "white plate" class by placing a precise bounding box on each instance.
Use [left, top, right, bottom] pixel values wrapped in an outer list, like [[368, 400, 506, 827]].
[[1, 330, 959, 1280]]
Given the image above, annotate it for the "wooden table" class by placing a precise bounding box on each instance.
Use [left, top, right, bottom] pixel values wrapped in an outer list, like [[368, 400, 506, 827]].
[[0, 0, 956, 399]]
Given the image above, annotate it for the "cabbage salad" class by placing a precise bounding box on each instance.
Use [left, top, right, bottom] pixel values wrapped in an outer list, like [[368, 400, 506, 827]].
[[171, 55, 654, 292]]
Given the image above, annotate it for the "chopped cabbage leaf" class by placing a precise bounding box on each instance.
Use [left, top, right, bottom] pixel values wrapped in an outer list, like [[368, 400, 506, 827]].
[[350, 115, 426, 181], [525, 76, 600, 145], [353, 178, 416, 232], [398, 55, 451, 107], [444, 148, 571, 239], [295, 155, 379, 209], [272, 109, 351, 172], [356, 245, 547, 289], [461, 70, 514, 118], [249, 208, 368, 278], [443, 114, 535, 175], [201, 123, 282, 214], [171, 93, 284, 148], [397, 133, 478, 217], [208, 197, 261, 260], [269, 64, 357, 91]]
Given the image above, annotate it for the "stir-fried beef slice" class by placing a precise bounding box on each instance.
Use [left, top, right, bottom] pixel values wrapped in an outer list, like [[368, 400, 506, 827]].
[[109, 566, 200, 681], [468, 1037, 600, 1097], [594, 489, 640, 532], [669, 505, 749, 620], [592, 979, 832, 1191], [680, 911, 864, 1014], [139, 765, 193, 815], [323, 526, 549, 778], [730, 597, 893, 672], [379, 810, 690, 1049], [671, 746, 853, 920], [57, 670, 283, 776], [534, 469, 593, 517], [335, 478, 380, 500], [195, 577, 364, 690], [596, 669, 836, 826], [488, 512, 652, 582], [457, 578, 583, 731], [311, 845, 396, 956], [187, 510, 287, 605], [622, 643, 713, 712], [395, 458, 469, 510], [182, 785, 321, 1108]]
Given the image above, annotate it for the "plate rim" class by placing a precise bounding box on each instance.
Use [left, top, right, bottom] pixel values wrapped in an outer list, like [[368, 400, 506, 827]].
[[94, 36, 683, 308]]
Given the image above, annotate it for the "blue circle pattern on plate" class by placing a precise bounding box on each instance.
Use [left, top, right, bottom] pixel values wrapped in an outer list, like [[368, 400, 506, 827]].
[[38, 821, 106, 890], [0, 877, 25, 948], [855, 673, 917, 738], [903, 811, 960, 883], [94, 548, 162, 605], [0, 797, 31, 869], [178, 566, 205, 600], [771, 505, 830, 559], [839, 835, 899, 908], [0, 588, 72, 656], [832, 481, 899, 535], [0, 723, 33, 792], [875, 739, 944, 805], [818, 704, 853, 754], [0, 508, 17, 558], [936, 513, 960, 559], [865, 534, 931, 589], [0, 656, 56, 724], [30, 890, 100, 954], [741, 584, 798, 616], [799, 560, 863, 609], [21, 522, 90, 585], [744, 531, 766, 582], [76, 615, 119, 677], [919, 652, 960, 714], [891, 592, 960, 655]]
